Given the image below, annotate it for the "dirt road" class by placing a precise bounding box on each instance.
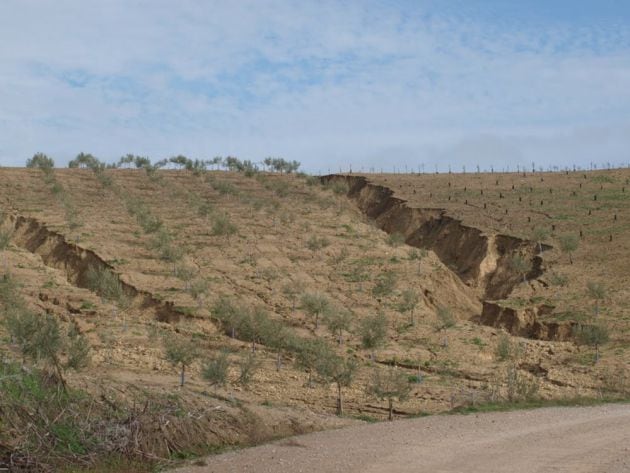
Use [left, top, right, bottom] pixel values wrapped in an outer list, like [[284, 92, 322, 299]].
[[174, 404, 630, 473]]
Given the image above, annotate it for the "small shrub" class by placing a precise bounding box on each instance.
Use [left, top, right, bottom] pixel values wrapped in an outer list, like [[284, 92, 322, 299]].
[[211, 214, 238, 238], [26, 152, 55, 170], [407, 248, 427, 260], [387, 233, 405, 247], [85, 266, 128, 307], [436, 306, 456, 329], [237, 353, 260, 386], [505, 364, 539, 402], [495, 333, 512, 361], [573, 323, 609, 363], [164, 335, 200, 386], [359, 313, 388, 356], [300, 293, 331, 329], [366, 367, 411, 420], [211, 180, 239, 196], [548, 272, 568, 287], [0, 229, 11, 250], [197, 202, 213, 217], [265, 180, 290, 197], [306, 235, 330, 251], [305, 175, 320, 186], [326, 181, 349, 195], [202, 350, 230, 387], [558, 234, 579, 264], [372, 271, 397, 298]]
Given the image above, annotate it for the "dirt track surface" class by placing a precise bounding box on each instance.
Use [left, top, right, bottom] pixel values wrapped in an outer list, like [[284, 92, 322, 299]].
[[174, 404, 630, 473]]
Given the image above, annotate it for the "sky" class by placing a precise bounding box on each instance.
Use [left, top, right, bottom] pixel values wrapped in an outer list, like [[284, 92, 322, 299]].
[[1, 0, 630, 173]]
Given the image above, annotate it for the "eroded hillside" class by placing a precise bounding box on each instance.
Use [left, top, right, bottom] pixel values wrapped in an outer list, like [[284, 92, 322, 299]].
[[0, 165, 628, 470]]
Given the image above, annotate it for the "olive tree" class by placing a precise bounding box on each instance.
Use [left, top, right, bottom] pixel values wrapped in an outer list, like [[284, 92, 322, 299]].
[[574, 324, 609, 364], [586, 281, 606, 317], [26, 152, 55, 170], [358, 313, 388, 359], [202, 350, 230, 387], [282, 280, 305, 315], [372, 270, 397, 299], [212, 296, 244, 339], [300, 292, 331, 329], [509, 254, 530, 284], [211, 213, 238, 240], [315, 349, 358, 416], [295, 338, 329, 387], [532, 227, 550, 253], [558, 234, 579, 264], [436, 306, 456, 330], [164, 335, 200, 386], [238, 352, 260, 386], [5, 310, 90, 390], [324, 307, 353, 344], [366, 367, 411, 420], [397, 289, 419, 325]]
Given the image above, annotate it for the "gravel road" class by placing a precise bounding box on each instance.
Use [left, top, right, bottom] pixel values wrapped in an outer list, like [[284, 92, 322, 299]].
[[174, 404, 630, 473]]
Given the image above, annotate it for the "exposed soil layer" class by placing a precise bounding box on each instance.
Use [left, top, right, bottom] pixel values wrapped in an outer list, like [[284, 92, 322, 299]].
[[323, 175, 566, 338], [8, 214, 183, 322], [480, 301, 576, 341], [323, 175, 546, 299]]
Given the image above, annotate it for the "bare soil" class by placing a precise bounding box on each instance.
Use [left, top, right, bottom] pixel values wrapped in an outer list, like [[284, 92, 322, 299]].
[[174, 404, 630, 473], [0, 166, 629, 467]]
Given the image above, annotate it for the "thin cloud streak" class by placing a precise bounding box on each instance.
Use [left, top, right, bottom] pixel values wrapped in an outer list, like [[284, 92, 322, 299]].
[[0, 0, 629, 171]]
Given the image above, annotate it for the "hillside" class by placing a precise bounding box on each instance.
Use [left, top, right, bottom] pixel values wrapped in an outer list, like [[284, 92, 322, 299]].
[[0, 164, 628, 470]]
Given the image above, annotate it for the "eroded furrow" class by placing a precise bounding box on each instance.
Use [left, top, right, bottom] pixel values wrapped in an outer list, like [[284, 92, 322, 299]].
[[8, 214, 185, 322], [323, 175, 566, 339]]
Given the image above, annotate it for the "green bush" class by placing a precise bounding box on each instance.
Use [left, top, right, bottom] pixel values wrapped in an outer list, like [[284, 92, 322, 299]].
[[495, 333, 513, 361], [164, 336, 200, 386], [211, 214, 238, 238], [387, 233, 406, 247], [436, 306, 456, 329], [300, 292, 331, 329], [0, 229, 11, 250], [305, 175, 320, 186], [359, 313, 388, 355], [85, 266, 128, 307], [237, 353, 260, 386], [306, 235, 330, 251], [202, 350, 230, 387], [326, 181, 349, 195], [372, 271, 397, 298], [26, 152, 55, 171]]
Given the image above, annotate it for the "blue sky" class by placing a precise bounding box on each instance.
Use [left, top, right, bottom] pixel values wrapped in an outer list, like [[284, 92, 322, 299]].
[[1, 0, 629, 173]]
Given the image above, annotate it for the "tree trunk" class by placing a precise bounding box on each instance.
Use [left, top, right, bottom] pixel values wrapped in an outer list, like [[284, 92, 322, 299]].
[[52, 356, 67, 392], [388, 398, 393, 421], [595, 344, 600, 364], [180, 364, 185, 387], [336, 382, 343, 416], [276, 352, 282, 371]]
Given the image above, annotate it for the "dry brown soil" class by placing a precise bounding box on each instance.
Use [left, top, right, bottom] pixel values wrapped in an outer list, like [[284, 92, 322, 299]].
[[174, 404, 630, 473], [0, 167, 629, 465]]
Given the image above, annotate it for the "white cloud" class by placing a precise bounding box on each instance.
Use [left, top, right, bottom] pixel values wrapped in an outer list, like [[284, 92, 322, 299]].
[[0, 0, 629, 171]]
